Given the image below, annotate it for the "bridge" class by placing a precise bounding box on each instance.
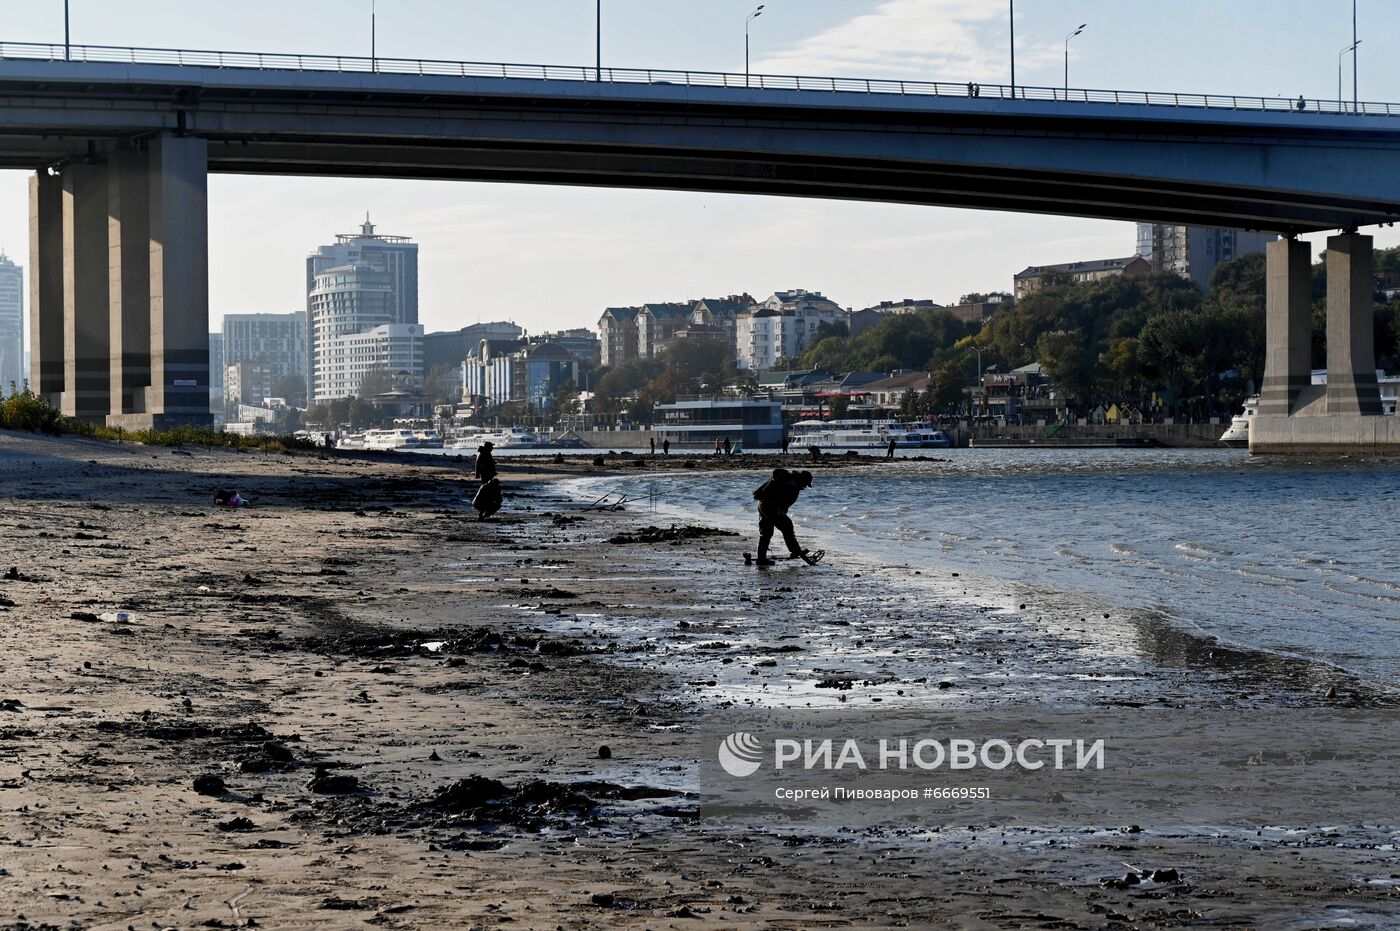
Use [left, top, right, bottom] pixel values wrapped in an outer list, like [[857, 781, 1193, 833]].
[[2, 41, 1399, 450]]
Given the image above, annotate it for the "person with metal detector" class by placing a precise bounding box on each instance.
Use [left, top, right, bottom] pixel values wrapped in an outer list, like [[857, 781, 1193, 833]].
[[746, 468, 823, 566]]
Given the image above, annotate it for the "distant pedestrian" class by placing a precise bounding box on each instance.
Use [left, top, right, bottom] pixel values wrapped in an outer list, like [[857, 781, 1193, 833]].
[[751, 468, 815, 566], [781, 434, 790, 455], [474, 441, 497, 482], [650, 437, 656, 455], [715, 437, 723, 456], [662, 438, 671, 456], [885, 436, 897, 460], [1296, 95, 1306, 111], [723, 436, 733, 457]]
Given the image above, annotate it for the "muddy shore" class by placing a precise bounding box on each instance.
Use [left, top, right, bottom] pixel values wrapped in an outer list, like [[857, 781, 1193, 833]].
[[2, 430, 1398, 929]]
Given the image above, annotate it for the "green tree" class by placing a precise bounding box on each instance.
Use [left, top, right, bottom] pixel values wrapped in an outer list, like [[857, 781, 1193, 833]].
[[423, 363, 462, 405], [356, 366, 395, 399], [1035, 329, 1096, 405], [272, 374, 307, 407], [827, 395, 851, 420]]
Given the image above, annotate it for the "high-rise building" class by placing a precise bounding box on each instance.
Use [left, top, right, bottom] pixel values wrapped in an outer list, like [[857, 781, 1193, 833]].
[[316, 323, 425, 401], [1136, 224, 1276, 289], [223, 312, 308, 393], [208, 333, 225, 414], [305, 216, 419, 398], [0, 252, 24, 392], [310, 263, 399, 401]]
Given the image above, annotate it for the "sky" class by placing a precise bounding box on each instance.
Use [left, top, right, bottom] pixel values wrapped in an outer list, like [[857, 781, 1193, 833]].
[[2, 0, 1398, 336]]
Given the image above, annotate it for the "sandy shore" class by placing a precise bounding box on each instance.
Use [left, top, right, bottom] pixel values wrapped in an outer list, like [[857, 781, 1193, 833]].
[[2, 429, 1398, 929]]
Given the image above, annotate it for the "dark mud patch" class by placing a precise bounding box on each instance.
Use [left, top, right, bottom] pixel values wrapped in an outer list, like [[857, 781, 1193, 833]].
[[300, 625, 603, 660], [607, 525, 739, 545]]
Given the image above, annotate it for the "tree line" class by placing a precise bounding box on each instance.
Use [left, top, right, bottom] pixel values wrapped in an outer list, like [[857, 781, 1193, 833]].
[[800, 248, 1400, 418]]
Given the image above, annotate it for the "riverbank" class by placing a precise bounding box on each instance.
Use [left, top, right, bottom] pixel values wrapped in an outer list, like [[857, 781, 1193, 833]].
[[2, 430, 1397, 928]]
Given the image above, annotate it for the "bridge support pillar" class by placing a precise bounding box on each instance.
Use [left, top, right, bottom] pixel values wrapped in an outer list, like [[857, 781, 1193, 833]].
[[61, 163, 111, 422], [108, 149, 152, 419], [28, 136, 211, 429], [107, 135, 211, 430], [1257, 237, 1311, 417], [1251, 231, 1398, 453], [27, 172, 65, 405], [1324, 232, 1382, 416]]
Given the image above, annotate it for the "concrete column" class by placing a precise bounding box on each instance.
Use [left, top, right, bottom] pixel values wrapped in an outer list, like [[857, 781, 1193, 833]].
[[1258, 237, 1312, 416], [142, 134, 211, 427], [61, 163, 110, 421], [27, 172, 65, 403], [108, 149, 151, 419], [1325, 233, 1382, 416]]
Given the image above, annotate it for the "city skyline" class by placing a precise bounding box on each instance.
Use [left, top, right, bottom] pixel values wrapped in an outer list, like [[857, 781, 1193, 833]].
[[1, 0, 1398, 340]]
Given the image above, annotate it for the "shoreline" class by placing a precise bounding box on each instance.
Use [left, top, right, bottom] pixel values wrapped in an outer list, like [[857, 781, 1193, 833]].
[[3, 430, 1398, 927]]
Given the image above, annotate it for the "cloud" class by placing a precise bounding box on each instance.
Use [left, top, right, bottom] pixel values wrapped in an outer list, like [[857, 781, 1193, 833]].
[[753, 0, 1056, 82]]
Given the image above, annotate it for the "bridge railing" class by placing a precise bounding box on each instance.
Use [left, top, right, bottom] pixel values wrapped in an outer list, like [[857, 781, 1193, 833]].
[[2, 40, 1396, 117]]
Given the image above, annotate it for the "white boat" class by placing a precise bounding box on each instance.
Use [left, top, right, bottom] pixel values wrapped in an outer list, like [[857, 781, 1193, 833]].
[[449, 429, 541, 450], [362, 429, 430, 451], [1219, 395, 1259, 448], [789, 419, 952, 449], [336, 432, 367, 450]]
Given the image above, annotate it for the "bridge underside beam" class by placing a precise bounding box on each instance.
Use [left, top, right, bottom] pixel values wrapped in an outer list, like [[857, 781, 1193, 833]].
[[200, 140, 1393, 234], [28, 135, 211, 429]]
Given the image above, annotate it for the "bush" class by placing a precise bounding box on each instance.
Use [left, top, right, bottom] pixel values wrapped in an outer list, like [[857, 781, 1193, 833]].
[[0, 386, 63, 434], [1, 385, 316, 452]]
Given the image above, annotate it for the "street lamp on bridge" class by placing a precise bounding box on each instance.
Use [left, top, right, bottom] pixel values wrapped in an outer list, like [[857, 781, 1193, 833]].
[[1064, 23, 1086, 93], [64, 0, 70, 61], [370, 0, 377, 73], [746, 5, 765, 88], [1008, 0, 1015, 99], [1339, 40, 1361, 113]]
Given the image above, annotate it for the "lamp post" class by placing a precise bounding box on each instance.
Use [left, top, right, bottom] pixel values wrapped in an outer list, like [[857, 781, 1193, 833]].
[[596, 0, 601, 81], [1352, 0, 1358, 109], [745, 5, 764, 88], [1064, 23, 1086, 93], [1008, 0, 1015, 99], [370, 0, 376, 73], [64, 0, 70, 61], [973, 346, 989, 417], [1339, 40, 1361, 112]]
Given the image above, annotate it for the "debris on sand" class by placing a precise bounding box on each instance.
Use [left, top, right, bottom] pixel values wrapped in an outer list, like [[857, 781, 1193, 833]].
[[307, 771, 368, 795], [193, 774, 227, 796], [607, 525, 739, 545], [516, 586, 578, 600], [416, 774, 682, 831], [240, 740, 299, 774], [419, 775, 594, 829]]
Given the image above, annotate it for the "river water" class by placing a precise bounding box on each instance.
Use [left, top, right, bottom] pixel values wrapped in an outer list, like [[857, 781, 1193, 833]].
[[565, 449, 1400, 688]]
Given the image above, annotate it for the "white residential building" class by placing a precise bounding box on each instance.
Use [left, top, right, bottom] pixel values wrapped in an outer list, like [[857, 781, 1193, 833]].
[[316, 323, 424, 401], [735, 289, 845, 372]]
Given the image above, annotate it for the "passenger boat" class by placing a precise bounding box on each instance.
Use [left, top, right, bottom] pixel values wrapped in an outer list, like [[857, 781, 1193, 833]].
[[788, 419, 952, 449], [448, 429, 541, 450], [1218, 395, 1259, 448], [362, 429, 429, 451]]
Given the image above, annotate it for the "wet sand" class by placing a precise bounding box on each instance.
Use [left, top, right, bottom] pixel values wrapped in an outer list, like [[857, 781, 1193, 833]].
[[2, 429, 1398, 929]]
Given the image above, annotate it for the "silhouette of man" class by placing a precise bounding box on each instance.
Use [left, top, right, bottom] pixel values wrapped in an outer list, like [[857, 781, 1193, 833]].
[[751, 468, 813, 566]]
